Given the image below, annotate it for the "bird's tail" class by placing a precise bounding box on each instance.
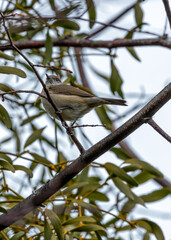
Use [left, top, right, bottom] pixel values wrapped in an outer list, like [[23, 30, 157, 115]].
[[101, 98, 127, 106]]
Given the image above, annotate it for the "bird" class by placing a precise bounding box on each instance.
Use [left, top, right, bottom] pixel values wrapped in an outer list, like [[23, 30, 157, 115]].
[[41, 74, 127, 123]]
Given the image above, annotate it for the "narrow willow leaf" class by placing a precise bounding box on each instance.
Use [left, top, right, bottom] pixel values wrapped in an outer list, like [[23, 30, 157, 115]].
[[45, 31, 52, 64], [110, 147, 131, 160], [105, 163, 138, 186], [0, 66, 26, 78], [21, 112, 44, 126], [73, 200, 102, 219], [0, 153, 12, 164], [63, 216, 96, 226], [0, 206, 7, 213], [126, 47, 141, 62], [29, 152, 52, 166], [113, 177, 134, 200], [53, 19, 80, 31], [95, 106, 112, 130], [0, 104, 12, 129], [0, 159, 15, 172], [88, 191, 109, 202], [125, 159, 163, 178], [62, 182, 89, 195], [10, 232, 25, 240], [0, 83, 20, 98], [44, 218, 52, 240], [24, 127, 45, 148], [86, 0, 96, 28], [121, 199, 136, 213], [110, 60, 123, 98], [143, 232, 150, 240], [134, 2, 143, 26], [46, 209, 64, 240], [134, 171, 156, 184], [14, 165, 33, 178], [141, 188, 171, 202], [136, 219, 164, 240], [70, 224, 106, 233], [0, 51, 14, 60]]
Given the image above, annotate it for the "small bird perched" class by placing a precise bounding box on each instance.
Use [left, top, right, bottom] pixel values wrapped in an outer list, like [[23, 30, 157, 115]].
[[41, 75, 127, 123]]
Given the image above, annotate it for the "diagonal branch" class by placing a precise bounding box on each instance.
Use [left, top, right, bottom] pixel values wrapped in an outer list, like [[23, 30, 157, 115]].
[[0, 82, 170, 230], [162, 0, 171, 28]]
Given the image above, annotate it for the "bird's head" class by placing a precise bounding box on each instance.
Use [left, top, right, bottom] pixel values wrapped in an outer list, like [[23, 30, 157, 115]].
[[46, 74, 62, 85]]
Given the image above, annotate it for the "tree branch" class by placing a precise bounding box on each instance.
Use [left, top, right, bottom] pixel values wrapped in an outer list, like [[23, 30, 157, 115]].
[[1, 38, 171, 51], [162, 0, 171, 28], [147, 118, 171, 143], [0, 82, 170, 230]]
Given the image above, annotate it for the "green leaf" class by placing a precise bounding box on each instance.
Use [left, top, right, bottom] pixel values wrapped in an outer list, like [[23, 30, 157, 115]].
[[88, 191, 109, 202], [113, 177, 134, 200], [63, 216, 96, 226], [21, 112, 44, 126], [113, 177, 145, 206], [110, 60, 123, 98], [121, 199, 136, 213], [95, 106, 112, 130], [0, 104, 12, 129], [24, 127, 45, 148], [0, 206, 7, 213], [0, 66, 26, 78], [45, 209, 64, 240], [44, 217, 52, 240], [0, 159, 15, 172], [29, 152, 52, 166], [125, 159, 163, 178], [110, 147, 131, 160], [136, 219, 164, 240], [0, 83, 20, 98], [134, 2, 143, 26], [62, 182, 89, 195], [126, 47, 141, 62], [0, 51, 14, 60], [105, 163, 138, 186], [134, 171, 156, 185], [86, 0, 96, 28], [13, 165, 33, 178], [10, 231, 25, 240], [143, 232, 150, 240], [141, 188, 171, 203], [70, 224, 106, 233], [53, 19, 80, 31], [73, 200, 102, 219], [45, 31, 53, 64], [0, 153, 12, 164]]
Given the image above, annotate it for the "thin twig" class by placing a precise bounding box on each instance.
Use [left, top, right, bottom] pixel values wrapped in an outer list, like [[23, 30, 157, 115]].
[[85, 1, 142, 39], [162, 0, 171, 28], [0, 90, 46, 99], [34, 64, 73, 73], [0, 14, 160, 37], [0, 11, 84, 154], [146, 118, 171, 143], [72, 124, 106, 129]]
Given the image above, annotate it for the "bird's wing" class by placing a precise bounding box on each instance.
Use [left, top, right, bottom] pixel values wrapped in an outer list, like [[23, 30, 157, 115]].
[[48, 84, 94, 97]]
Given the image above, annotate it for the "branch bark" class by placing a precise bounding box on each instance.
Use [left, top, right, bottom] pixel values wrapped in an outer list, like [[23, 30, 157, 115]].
[[1, 38, 171, 51], [0, 82, 170, 230], [162, 0, 171, 28]]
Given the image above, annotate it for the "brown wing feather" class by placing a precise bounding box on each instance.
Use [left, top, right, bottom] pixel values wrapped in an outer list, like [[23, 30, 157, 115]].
[[48, 84, 94, 97]]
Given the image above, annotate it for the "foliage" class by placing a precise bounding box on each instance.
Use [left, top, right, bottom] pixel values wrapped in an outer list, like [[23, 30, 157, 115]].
[[0, 0, 170, 239]]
